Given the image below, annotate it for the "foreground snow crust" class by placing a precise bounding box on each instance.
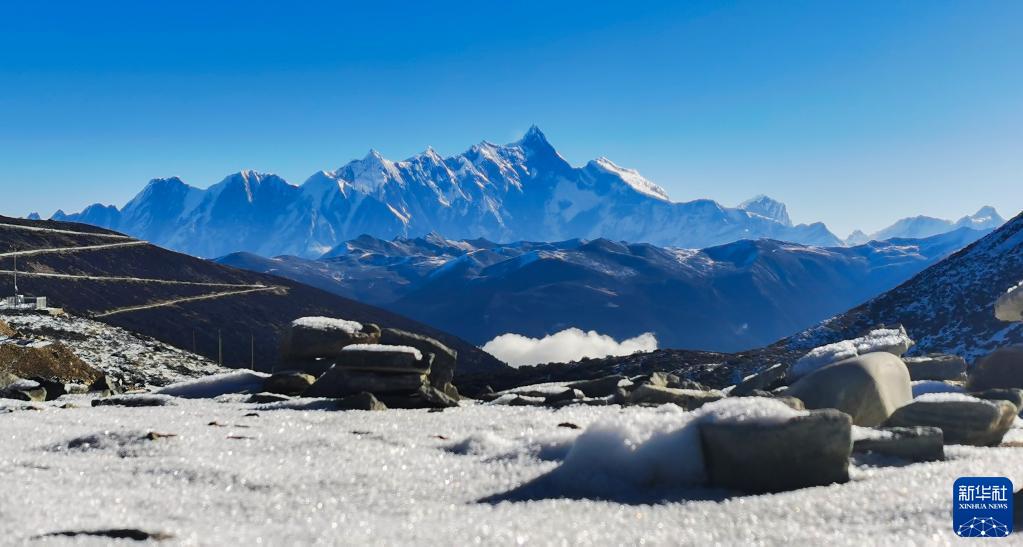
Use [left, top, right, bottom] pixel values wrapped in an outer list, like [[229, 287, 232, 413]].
[[1, 399, 1021, 546]]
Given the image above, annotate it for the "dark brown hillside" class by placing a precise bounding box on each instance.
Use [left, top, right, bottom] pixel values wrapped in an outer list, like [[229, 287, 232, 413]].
[[0, 216, 507, 377]]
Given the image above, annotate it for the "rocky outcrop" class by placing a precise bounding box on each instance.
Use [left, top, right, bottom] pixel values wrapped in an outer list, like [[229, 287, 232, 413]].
[[700, 409, 852, 493], [279, 317, 379, 362], [787, 352, 912, 426]]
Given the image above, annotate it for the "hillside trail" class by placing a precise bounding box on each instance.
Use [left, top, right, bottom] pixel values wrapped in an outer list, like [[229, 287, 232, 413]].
[[0, 222, 133, 239], [0, 230, 285, 317]]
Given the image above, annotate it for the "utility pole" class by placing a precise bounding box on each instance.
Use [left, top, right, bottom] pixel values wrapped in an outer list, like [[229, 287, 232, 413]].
[[192, 329, 196, 353], [12, 251, 17, 295], [218, 329, 223, 366], [250, 332, 254, 370]]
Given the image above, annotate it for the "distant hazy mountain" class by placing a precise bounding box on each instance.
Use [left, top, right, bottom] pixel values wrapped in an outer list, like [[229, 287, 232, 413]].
[[845, 206, 1004, 244], [792, 210, 1023, 361], [52, 127, 842, 258], [217, 228, 989, 352]]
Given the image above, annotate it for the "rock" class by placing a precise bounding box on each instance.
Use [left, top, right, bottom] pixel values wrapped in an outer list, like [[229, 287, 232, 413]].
[[379, 328, 457, 392], [0, 341, 103, 386], [700, 409, 852, 493], [967, 346, 1023, 391], [730, 363, 788, 397], [92, 394, 177, 407], [853, 426, 944, 462], [628, 384, 724, 410], [335, 345, 432, 374], [774, 396, 805, 411], [246, 392, 293, 404], [28, 376, 67, 401], [544, 388, 584, 406], [968, 388, 1023, 412], [995, 282, 1023, 322], [787, 352, 912, 426], [360, 322, 382, 338], [88, 375, 123, 396], [884, 398, 1016, 446], [336, 392, 387, 411], [648, 371, 681, 387], [279, 316, 379, 361], [902, 354, 967, 381], [262, 371, 315, 396], [565, 375, 628, 398], [0, 378, 47, 402], [304, 366, 426, 398]]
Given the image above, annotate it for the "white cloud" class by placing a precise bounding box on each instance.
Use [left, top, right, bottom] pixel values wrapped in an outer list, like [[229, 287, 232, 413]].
[[481, 328, 658, 368]]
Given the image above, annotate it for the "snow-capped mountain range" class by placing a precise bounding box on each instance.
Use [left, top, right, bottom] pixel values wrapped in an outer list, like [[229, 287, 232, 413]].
[[844, 206, 1005, 245], [50, 127, 845, 258], [216, 227, 990, 351]]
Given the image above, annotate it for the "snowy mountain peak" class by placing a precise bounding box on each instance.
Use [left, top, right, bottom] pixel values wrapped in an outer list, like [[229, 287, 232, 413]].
[[956, 206, 1004, 229], [339, 150, 402, 192], [514, 125, 559, 158], [738, 195, 792, 227], [589, 157, 670, 201]]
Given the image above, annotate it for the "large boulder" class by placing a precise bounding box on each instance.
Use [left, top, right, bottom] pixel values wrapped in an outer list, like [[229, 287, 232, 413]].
[[853, 426, 944, 462], [995, 282, 1023, 322], [566, 375, 628, 398], [787, 352, 912, 426], [884, 395, 1016, 446], [967, 346, 1023, 391], [279, 317, 379, 361], [378, 328, 457, 392], [969, 388, 1023, 411], [0, 341, 102, 386], [700, 409, 852, 493], [902, 354, 967, 381]]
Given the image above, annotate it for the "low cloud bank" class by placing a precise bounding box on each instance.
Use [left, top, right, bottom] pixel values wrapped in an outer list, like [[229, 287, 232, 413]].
[[481, 328, 657, 368]]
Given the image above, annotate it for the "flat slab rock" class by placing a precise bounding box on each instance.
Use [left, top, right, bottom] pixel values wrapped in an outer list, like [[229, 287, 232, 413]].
[[853, 426, 944, 462], [305, 367, 427, 398], [336, 345, 431, 374], [700, 409, 853, 494], [628, 384, 724, 410], [902, 355, 966, 381], [884, 398, 1016, 447]]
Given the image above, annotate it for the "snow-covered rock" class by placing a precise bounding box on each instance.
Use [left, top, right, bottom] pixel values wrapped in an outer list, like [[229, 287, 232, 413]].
[[790, 327, 914, 379], [280, 316, 379, 361], [155, 370, 270, 399]]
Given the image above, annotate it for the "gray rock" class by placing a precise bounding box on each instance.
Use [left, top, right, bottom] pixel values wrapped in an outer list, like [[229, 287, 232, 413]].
[[884, 398, 1017, 446], [566, 375, 628, 398], [995, 283, 1023, 322], [902, 354, 967, 381], [544, 388, 585, 406], [262, 371, 316, 396], [91, 394, 176, 407], [0, 378, 46, 402], [88, 375, 123, 396], [969, 388, 1023, 412], [853, 426, 944, 462], [967, 346, 1023, 391], [336, 392, 387, 411], [280, 317, 379, 360], [774, 396, 805, 411], [379, 328, 457, 392], [304, 366, 426, 398], [628, 384, 724, 410], [648, 371, 681, 388], [246, 392, 293, 404], [730, 363, 788, 397], [787, 352, 912, 426], [334, 347, 432, 374], [700, 409, 852, 493]]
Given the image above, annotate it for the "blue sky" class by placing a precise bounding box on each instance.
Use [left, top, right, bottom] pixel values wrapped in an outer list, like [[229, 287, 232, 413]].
[[0, 1, 1020, 236]]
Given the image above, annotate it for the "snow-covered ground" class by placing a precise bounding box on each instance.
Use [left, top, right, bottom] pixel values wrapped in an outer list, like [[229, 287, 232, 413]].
[[1, 398, 1020, 545]]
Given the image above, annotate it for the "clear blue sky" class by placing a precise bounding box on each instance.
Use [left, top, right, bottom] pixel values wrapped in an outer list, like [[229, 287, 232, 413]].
[[1, 1, 1020, 236]]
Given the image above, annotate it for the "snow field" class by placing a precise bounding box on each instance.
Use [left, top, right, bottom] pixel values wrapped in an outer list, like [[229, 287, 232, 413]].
[[2, 399, 1020, 545]]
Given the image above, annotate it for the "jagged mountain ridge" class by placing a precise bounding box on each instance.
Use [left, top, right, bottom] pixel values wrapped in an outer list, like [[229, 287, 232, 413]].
[[217, 227, 989, 352], [791, 210, 1023, 361], [52, 127, 842, 258]]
